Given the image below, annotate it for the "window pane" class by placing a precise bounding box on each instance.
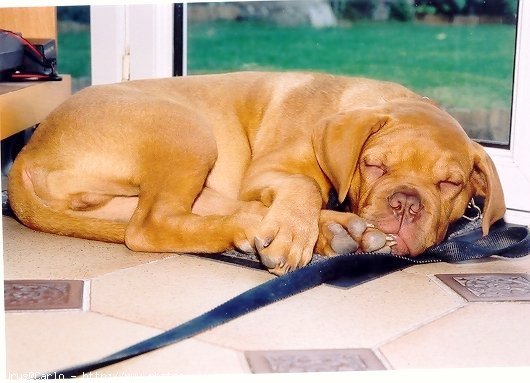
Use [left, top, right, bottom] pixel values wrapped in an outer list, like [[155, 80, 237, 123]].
[[57, 5, 91, 93], [187, 0, 518, 146]]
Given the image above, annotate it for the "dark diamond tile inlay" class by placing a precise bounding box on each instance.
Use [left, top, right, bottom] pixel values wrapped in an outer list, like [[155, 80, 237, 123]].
[[436, 273, 530, 302], [4, 280, 84, 311], [245, 349, 386, 373]]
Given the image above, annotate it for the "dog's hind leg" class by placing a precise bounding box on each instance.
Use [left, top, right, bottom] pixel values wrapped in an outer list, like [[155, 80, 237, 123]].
[[111, 112, 262, 255], [9, 133, 261, 254], [8, 157, 129, 243], [123, 161, 263, 255], [8, 92, 262, 255]]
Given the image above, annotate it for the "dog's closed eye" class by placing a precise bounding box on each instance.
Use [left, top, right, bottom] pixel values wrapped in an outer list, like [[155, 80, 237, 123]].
[[362, 159, 387, 180], [437, 180, 463, 195]]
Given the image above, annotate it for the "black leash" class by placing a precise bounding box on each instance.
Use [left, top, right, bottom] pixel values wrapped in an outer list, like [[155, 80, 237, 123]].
[[38, 219, 530, 379]]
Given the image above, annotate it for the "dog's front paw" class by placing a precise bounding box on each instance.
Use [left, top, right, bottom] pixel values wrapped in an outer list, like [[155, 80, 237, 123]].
[[253, 212, 319, 276], [316, 211, 396, 256], [230, 202, 269, 254]]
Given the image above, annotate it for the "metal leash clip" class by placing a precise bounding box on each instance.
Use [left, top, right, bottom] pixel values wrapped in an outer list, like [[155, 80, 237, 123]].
[[462, 197, 482, 222]]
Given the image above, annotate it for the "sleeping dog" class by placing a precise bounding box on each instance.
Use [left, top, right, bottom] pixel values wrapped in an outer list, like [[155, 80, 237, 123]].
[[8, 72, 505, 275]]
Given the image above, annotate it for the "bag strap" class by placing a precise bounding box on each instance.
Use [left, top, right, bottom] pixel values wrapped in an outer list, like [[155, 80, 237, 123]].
[[38, 223, 530, 379]]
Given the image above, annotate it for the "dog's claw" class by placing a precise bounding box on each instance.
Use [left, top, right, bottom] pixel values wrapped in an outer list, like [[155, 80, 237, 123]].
[[254, 236, 271, 251], [378, 245, 392, 254]]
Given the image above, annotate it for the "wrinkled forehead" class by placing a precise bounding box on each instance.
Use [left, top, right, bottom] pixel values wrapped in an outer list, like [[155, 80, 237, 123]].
[[373, 101, 473, 153], [376, 125, 471, 153], [364, 134, 473, 165], [362, 107, 476, 177]]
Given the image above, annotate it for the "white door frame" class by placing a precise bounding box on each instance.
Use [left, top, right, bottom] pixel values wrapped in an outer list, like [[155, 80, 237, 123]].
[[90, 3, 174, 85], [486, 0, 530, 225]]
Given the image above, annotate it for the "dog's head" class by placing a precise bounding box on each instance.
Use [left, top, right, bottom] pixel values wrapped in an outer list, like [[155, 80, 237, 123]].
[[313, 100, 505, 256]]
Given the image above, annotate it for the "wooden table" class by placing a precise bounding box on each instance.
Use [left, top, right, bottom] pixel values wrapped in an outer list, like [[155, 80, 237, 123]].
[[0, 75, 71, 140]]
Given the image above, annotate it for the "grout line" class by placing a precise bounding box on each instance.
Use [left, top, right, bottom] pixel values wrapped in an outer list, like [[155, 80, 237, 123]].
[[5, 308, 85, 314], [82, 279, 91, 311], [88, 308, 252, 370], [190, 335, 254, 361], [373, 303, 466, 350], [236, 352, 253, 374], [371, 347, 394, 370], [88, 307, 169, 332], [372, 273, 469, 349], [88, 253, 181, 281], [193, 334, 249, 353], [428, 274, 468, 303]]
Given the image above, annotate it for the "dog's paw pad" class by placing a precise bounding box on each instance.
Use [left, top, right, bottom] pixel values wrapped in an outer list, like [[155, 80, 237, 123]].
[[329, 223, 359, 254], [360, 229, 388, 252], [346, 218, 370, 239], [361, 231, 398, 253]]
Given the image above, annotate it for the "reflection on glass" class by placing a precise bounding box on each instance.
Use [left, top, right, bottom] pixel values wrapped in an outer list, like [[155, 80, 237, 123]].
[[187, 0, 518, 145]]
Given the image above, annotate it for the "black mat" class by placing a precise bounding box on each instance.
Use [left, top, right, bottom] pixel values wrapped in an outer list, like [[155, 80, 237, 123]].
[[197, 250, 409, 289]]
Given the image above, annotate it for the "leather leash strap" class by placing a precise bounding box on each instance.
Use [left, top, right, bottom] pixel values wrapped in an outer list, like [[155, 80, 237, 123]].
[[38, 224, 530, 379]]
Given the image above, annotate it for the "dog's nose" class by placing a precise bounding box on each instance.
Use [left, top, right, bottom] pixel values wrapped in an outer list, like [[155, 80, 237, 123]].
[[388, 189, 423, 222]]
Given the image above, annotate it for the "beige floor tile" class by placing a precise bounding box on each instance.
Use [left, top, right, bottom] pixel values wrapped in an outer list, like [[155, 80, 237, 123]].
[[90, 255, 274, 329], [5, 311, 247, 377], [91, 257, 463, 351], [7, 211, 528, 375], [380, 302, 530, 369], [2, 216, 172, 279], [198, 271, 463, 351]]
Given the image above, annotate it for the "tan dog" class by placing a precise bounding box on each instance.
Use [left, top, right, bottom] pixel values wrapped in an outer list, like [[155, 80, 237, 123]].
[[8, 71, 505, 275]]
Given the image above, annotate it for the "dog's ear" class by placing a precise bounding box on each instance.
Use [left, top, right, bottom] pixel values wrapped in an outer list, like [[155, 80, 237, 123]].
[[312, 108, 389, 203], [470, 141, 506, 235]]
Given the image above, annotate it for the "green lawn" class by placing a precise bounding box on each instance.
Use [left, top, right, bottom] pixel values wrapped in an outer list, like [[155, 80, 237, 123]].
[[188, 21, 516, 109], [55, 21, 516, 110], [57, 30, 91, 78]]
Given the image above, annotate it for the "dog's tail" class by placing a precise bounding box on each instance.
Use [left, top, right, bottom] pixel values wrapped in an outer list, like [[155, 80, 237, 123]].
[[7, 155, 127, 243]]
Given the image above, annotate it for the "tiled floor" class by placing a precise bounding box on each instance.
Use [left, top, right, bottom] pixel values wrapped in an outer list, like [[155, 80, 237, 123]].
[[3, 214, 530, 379]]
